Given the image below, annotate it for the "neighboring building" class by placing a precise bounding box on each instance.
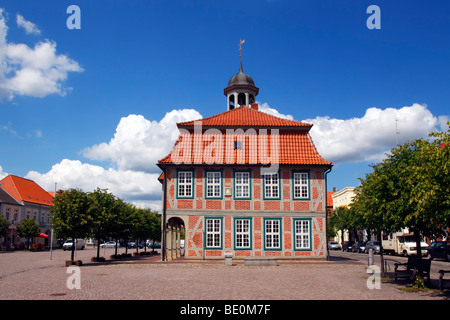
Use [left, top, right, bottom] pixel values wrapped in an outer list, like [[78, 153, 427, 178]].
[[158, 61, 332, 260], [0, 175, 53, 248], [331, 187, 355, 209], [0, 187, 23, 249], [326, 191, 334, 216]]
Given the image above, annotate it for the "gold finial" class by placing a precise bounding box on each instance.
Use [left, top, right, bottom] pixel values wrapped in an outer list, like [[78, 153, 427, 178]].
[[239, 39, 245, 60]]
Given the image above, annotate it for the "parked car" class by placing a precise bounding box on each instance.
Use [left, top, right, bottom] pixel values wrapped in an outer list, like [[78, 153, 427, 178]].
[[427, 241, 450, 261], [62, 239, 85, 251], [365, 241, 381, 254], [127, 242, 144, 249], [352, 242, 366, 253], [342, 241, 353, 252], [328, 241, 341, 250], [148, 242, 161, 249], [100, 241, 117, 248]]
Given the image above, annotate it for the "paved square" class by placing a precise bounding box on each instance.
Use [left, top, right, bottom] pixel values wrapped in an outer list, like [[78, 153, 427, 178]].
[[0, 248, 448, 300]]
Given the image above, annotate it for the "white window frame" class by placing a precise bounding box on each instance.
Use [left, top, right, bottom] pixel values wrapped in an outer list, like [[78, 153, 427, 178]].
[[206, 171, 221, 198], [235, 218, 251, 249], [294, 219, 311, 250], [235, 171, 250, 199], [205, 218, 222, 248], [264, 219, 281, 250], [264, 173, 279, 199], [177, 171, 193, 198], [293, 172, 309, 199]]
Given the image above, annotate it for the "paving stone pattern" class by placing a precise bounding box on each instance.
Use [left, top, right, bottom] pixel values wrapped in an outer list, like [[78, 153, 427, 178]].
[[0, 248, 447, 300]]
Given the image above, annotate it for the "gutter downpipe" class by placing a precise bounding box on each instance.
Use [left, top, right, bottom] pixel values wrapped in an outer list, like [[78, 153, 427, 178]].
[[161, 166, 167, 262], [324, 165, 333, 261]]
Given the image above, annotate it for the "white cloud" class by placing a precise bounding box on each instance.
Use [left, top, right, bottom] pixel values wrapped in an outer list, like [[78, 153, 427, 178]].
[[304, 103, 444, 164], [21, 103, 448, 208], [0, 165, 7, 179], [258, 102, 294, 120], [82, 109, 202, 173], [25, 159, 161, 201], [0, 9, 83, 101], [16, 14, 40, 35]]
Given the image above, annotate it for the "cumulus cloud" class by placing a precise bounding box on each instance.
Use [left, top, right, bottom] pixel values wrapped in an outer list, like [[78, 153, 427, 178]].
[[258, 101, 294, 120], [16, 14, 40, 35], [0, 165, 8, 179], [26, 159, 162, 202], [21, 103, 448, 209], [82, 109, 202, 173], [0, 9, 83, 101], [304, 103, 446, 164]]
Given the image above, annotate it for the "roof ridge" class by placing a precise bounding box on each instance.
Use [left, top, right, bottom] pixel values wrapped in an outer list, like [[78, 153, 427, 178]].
[[177, 105, 312, 128]]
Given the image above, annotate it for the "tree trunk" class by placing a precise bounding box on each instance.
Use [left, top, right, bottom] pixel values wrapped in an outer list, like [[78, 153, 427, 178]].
[[96, 233, 101, 258], [71, 236, 75, 261], [414, 230, 423, 277], [378, 230, 385, 278]]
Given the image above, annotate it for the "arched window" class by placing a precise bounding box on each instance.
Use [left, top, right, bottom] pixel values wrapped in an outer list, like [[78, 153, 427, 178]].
[[238, 93, 246, 106]]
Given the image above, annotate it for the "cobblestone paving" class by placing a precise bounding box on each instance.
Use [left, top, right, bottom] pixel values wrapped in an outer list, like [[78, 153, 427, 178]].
[[0, 248, 448, 300]]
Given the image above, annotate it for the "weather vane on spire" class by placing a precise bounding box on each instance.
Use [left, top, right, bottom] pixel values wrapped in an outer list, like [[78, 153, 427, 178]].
[[239, 39, 245, 61]]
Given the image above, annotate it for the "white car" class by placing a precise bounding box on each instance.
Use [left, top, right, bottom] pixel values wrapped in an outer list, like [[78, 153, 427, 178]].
[[100, 241, 117, 248], [62, 239, 85, 251]]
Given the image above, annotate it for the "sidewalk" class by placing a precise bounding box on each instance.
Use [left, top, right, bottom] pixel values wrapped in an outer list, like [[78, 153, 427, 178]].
[[0, 248, 448, 300]]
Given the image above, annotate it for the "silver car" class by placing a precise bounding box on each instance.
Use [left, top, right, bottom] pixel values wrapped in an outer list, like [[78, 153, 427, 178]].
[[364, 241, 381, 254], [100, 241, 117, 248], [328, 241, 341, 250]]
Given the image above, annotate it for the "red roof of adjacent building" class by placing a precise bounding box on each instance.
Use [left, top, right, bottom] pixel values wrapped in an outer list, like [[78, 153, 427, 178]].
[[158, 105, 331, 167], [0, 175, 53, 206]]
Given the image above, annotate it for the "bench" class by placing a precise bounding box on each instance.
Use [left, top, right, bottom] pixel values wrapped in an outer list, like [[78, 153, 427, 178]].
[[394, 256, 431, 284], [439, 270, 450, 291], [244, 257, 278, 266]]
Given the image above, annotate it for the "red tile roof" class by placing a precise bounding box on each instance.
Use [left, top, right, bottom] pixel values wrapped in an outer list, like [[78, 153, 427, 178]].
[[177, 105, 312, 129], [158, 106, 331, 167], [0, 175, 53, 206]]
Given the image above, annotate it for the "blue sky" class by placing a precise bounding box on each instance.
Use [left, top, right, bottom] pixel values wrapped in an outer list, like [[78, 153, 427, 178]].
[[0, 1, 449, 210]]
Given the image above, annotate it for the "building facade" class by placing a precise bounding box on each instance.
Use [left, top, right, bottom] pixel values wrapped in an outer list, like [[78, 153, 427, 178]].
[[0, 175, 53, 249], [331, 187, 355, 209], [158, 62, 332, 260]]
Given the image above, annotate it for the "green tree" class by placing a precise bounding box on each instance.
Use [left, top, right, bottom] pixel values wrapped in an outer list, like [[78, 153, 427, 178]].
[[0, 215, 9, 246], [16, 218, 40, 250], [353, 124, 450, 277], [50, 188, 91, 261], [109, 198, 134, 256], [328, 206, 352, 245], [88, 188, 118, 259], [148, 211, 161, 252]]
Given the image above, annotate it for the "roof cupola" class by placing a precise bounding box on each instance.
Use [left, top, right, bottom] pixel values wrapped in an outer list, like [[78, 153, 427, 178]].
[[224, 40, 259, 110]]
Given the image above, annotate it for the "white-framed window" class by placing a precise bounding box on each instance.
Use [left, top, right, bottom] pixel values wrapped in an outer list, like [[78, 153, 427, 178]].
[[264, 219, 281, 249], [235, 171, 250, 199], [264, 173, 279, 199], [177, 171, 193, 198], [205, 218, 222, 248], [235, 218, 251, 249], [206, 171, 221, 198], [293, 172, 309, 199], [294, 219, 311, 250]]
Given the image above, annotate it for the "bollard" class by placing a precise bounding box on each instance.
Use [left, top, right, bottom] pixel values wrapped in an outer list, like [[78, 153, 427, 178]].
[[368, 248, 374, 266], [225, 252, 233, 266]]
